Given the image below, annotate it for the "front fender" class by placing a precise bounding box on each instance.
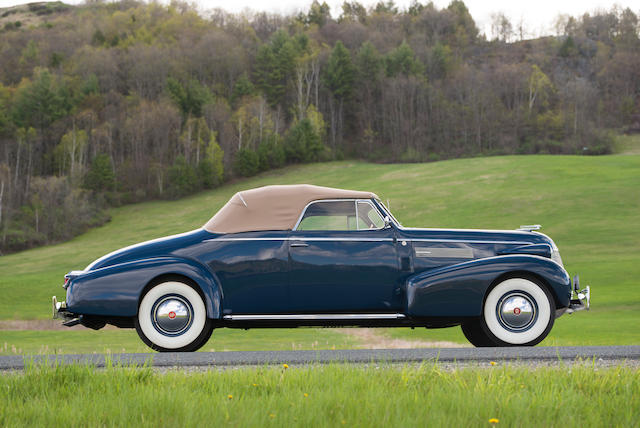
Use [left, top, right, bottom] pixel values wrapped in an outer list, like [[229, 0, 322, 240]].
[[66, 257, 222, 319], [406, 255, 571, 317]]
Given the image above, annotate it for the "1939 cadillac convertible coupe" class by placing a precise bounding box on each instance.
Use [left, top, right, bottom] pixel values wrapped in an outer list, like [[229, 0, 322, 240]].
[[53, 185, 590, 351]]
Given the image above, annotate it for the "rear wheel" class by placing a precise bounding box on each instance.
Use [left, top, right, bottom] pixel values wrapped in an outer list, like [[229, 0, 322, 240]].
[[461, 321, 495, 347], [462, 277, 555, 347], [135, 280, 213, 352]]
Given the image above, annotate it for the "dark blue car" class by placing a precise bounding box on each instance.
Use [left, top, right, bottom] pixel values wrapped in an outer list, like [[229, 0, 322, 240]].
[[53, 184, 590, 351]]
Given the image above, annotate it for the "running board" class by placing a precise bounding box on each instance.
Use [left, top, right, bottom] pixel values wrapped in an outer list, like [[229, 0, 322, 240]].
[[223, 313, 406, 321]]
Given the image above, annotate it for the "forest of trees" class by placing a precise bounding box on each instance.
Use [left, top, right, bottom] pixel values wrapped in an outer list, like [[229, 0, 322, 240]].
[[0, 0, 638, 253]]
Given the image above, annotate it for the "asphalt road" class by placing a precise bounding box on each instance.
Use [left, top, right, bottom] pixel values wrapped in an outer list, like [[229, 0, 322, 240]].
[[1, 346, 639, 370]]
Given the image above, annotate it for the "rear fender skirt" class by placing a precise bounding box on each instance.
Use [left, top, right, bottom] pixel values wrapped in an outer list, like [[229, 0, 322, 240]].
[[405, 255, 571, 317], [66, 257, 222, 319]]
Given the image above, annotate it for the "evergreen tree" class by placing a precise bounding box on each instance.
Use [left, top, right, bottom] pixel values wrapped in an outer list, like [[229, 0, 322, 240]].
[[166, 77, 211, 118], [325, 41, 355, 149], [254, 30, 297, 111], [356, 42, 382, 83], [84, 154, 115, 192], [12, 68, 69, 132], [385, 41, 424, 77], [284, 118, 323, 162], [231, 73, 256, 106], [325, 41, 355, 100]]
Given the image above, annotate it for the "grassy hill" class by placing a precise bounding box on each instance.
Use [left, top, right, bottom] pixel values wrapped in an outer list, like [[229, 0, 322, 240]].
[[1, 154, 639, 350], [0, 2, 71, 28]]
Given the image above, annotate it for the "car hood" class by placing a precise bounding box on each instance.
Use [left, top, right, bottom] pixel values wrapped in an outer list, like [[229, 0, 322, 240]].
[[399, 227, 556, 248]]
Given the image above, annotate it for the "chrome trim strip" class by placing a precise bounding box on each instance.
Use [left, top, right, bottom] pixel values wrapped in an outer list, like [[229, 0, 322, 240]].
[[204, 237, 395, 243], [204, 237, 287, 242], [409, 238, 533, 245], [518, 224, 541, 231], [204, 237, 531, 245], [415, 247, 474, 258], [223, 313, 406, 321], [294, 237, 394, 242]]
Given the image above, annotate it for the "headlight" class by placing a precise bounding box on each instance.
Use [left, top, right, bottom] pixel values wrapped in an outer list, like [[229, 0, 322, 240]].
[[551, 248, 564, 267]]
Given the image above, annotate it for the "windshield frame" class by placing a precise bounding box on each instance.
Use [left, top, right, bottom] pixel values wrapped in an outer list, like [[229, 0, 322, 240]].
[[373, 199, 403, 228]]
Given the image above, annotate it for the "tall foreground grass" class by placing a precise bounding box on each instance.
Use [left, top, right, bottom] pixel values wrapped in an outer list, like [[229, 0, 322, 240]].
[[1, 363, 638, 426]]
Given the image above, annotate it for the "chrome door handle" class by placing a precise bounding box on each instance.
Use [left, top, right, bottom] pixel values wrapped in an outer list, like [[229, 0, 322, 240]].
[[290, 241, 309, 247]]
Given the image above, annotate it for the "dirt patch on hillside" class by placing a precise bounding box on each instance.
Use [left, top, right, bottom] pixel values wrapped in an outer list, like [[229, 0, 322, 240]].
[[0, 320, 117, 330], [338, 328, 469, 349]]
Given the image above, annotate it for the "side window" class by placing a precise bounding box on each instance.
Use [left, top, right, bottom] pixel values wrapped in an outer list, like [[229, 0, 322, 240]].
[[356, 201, 385, 230], [296, 201, 357, 231]]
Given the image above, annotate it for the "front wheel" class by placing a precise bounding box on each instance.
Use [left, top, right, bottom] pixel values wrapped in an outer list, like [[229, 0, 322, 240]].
[[135, 280, 213, 352], [462, 277, 555, 347]]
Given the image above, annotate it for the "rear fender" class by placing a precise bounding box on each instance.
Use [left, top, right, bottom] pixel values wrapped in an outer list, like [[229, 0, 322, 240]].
[[66, 257, 222, 319], [405, 255, 570, 317]]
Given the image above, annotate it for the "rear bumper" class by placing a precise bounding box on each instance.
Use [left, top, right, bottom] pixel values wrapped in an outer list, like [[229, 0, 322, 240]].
[[52, 296, 82, 327]]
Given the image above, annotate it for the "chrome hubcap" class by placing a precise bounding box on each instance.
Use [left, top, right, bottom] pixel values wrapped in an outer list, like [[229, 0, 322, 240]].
[[153, 296, 192, 335], [497, 293, 536, 331]]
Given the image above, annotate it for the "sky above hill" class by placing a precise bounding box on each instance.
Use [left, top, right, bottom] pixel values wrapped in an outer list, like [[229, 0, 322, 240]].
[[1, 0, 637, 39]]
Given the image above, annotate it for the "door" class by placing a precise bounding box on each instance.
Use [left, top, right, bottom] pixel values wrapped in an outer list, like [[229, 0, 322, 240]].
[[288, 200, 402, 313], [202, 231, 290, 314]]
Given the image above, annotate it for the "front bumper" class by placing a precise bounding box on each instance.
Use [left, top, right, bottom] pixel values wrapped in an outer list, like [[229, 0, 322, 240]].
[[564, 275, 590, 314]]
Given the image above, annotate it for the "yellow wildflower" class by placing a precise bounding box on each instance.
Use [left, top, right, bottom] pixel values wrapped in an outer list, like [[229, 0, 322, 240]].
[[303, 393, 309, 397], [490, 361, 497, 366], [269, 413, 276, 418], [283, 363, 289, 369], [489, 418, 499, 424], [228, 395, 233, 400]]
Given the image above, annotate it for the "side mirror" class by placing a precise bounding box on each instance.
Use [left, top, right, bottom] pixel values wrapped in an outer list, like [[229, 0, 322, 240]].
[[384, 216, 391, 229]]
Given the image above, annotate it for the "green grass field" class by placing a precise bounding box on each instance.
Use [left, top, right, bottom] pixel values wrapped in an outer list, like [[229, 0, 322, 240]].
[[1, 363, 638, 427], [0, 153, 639, 352], [0, 328, 357, 355]]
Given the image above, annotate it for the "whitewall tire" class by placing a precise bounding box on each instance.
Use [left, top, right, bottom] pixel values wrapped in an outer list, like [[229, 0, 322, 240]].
[[135, 280, 213, 352], [462, 277, 555, 347]]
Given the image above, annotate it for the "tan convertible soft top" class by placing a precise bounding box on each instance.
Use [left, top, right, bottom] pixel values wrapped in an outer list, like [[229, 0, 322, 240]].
[[203, 184, 378, 233]]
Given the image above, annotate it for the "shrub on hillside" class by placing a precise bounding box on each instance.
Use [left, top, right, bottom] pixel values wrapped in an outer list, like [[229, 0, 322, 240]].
[[257, 135, 285, 171], [234, 148, 260, 177], [167, 155, 198, 198], [284, 119, 324, 163]]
